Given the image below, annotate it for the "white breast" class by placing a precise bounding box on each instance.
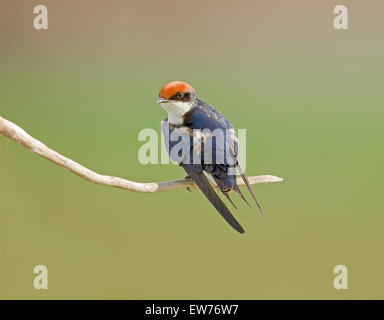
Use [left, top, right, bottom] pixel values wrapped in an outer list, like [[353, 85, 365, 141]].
[[160, 100, 193, 125]]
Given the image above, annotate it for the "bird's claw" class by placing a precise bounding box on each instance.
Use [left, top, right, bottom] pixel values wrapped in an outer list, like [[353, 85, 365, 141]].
[[185, 175, 192, 192]]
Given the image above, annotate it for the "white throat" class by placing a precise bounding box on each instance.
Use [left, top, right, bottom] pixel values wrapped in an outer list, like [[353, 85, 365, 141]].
[[160, 100, 193, 125]]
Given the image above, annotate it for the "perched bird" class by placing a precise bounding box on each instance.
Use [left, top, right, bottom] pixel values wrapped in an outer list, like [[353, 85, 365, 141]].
[[157, 81, 262, 233]]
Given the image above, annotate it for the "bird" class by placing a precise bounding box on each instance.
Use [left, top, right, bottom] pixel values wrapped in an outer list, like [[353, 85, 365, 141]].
[[157, 81, 263, 233]]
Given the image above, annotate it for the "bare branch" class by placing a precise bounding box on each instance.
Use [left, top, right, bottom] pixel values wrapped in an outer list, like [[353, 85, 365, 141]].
[[0, 115, 283, 192]]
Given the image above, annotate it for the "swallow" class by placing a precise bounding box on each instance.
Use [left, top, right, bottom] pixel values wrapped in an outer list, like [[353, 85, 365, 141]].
[[157, 81, 263, 233]]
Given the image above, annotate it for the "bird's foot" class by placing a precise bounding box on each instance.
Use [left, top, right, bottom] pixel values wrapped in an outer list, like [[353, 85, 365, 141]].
[[185, 175, 192, 192]]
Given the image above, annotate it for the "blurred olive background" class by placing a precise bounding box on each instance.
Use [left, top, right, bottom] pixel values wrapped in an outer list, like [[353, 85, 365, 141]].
[[1, 0, 383, 299]]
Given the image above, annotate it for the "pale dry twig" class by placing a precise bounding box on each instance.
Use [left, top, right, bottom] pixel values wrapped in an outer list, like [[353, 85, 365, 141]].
[[0, 115, 283, 192]]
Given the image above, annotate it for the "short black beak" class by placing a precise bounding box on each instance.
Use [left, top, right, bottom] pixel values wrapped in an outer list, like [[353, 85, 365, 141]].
[[156, 97, 170, 104]]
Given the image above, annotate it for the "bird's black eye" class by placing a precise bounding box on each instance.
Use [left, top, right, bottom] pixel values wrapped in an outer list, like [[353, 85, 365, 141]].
[[176, 92, 185, 99]]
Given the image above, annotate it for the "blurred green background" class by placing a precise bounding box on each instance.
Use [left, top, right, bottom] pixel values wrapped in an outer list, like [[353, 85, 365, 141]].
[[1, 0, 383, 299]]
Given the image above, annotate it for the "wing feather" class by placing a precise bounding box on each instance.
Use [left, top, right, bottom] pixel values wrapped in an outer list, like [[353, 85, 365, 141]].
[[183, 165, 245, 234]]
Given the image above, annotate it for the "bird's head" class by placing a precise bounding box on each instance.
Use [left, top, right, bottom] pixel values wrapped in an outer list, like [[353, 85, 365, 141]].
[[157, 81, 196, 124]]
